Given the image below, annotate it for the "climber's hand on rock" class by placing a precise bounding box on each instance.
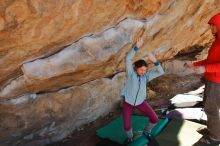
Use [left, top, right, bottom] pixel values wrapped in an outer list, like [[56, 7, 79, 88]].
[[147, 52, 157, 63], [136, 37, 144, 48], [194, 66, 206, 74]]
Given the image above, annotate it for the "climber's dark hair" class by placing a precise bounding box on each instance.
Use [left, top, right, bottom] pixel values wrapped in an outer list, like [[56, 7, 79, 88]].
[[134, 59, 148, 68]]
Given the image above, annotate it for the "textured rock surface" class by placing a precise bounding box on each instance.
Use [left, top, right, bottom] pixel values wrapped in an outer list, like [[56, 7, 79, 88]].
[[0, 0, 168, 95], [0, 0, 219, 99], [0, 0, 220, 146], [0, 72, 125, 146]]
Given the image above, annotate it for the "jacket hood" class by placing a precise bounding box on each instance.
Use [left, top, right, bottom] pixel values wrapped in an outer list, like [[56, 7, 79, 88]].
[[208, 12, 220, 36]]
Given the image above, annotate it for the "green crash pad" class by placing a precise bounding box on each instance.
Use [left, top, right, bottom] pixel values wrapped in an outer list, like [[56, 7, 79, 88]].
[[96, 115, 168, 145], [156, 119, 210, 146]]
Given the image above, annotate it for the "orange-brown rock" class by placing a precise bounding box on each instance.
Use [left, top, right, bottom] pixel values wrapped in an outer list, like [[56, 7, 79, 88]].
[[0, 0, 220, 145], [0, 0, 220, 100], [0, 0, 167, 90]]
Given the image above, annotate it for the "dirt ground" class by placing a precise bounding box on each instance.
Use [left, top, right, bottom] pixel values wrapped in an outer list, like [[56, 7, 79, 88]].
[[46, 73, 203, 146]]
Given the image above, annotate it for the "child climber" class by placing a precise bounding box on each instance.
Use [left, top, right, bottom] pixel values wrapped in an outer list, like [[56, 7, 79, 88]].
[[121, 37, 165, 145]]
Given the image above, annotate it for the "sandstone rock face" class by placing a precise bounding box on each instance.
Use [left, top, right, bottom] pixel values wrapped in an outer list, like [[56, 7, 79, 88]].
[[0, 73, 125, 146], [0, 0, 168, 93], [0, 0, 220, 145], [0, 0, 219, 100]]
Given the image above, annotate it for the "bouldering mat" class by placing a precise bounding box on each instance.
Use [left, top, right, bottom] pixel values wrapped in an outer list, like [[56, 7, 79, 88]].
[[155, 119, 210, 146], [96, 115, 168, 145], [167, 108, 207, 121], [170, 94, 203, 108]]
